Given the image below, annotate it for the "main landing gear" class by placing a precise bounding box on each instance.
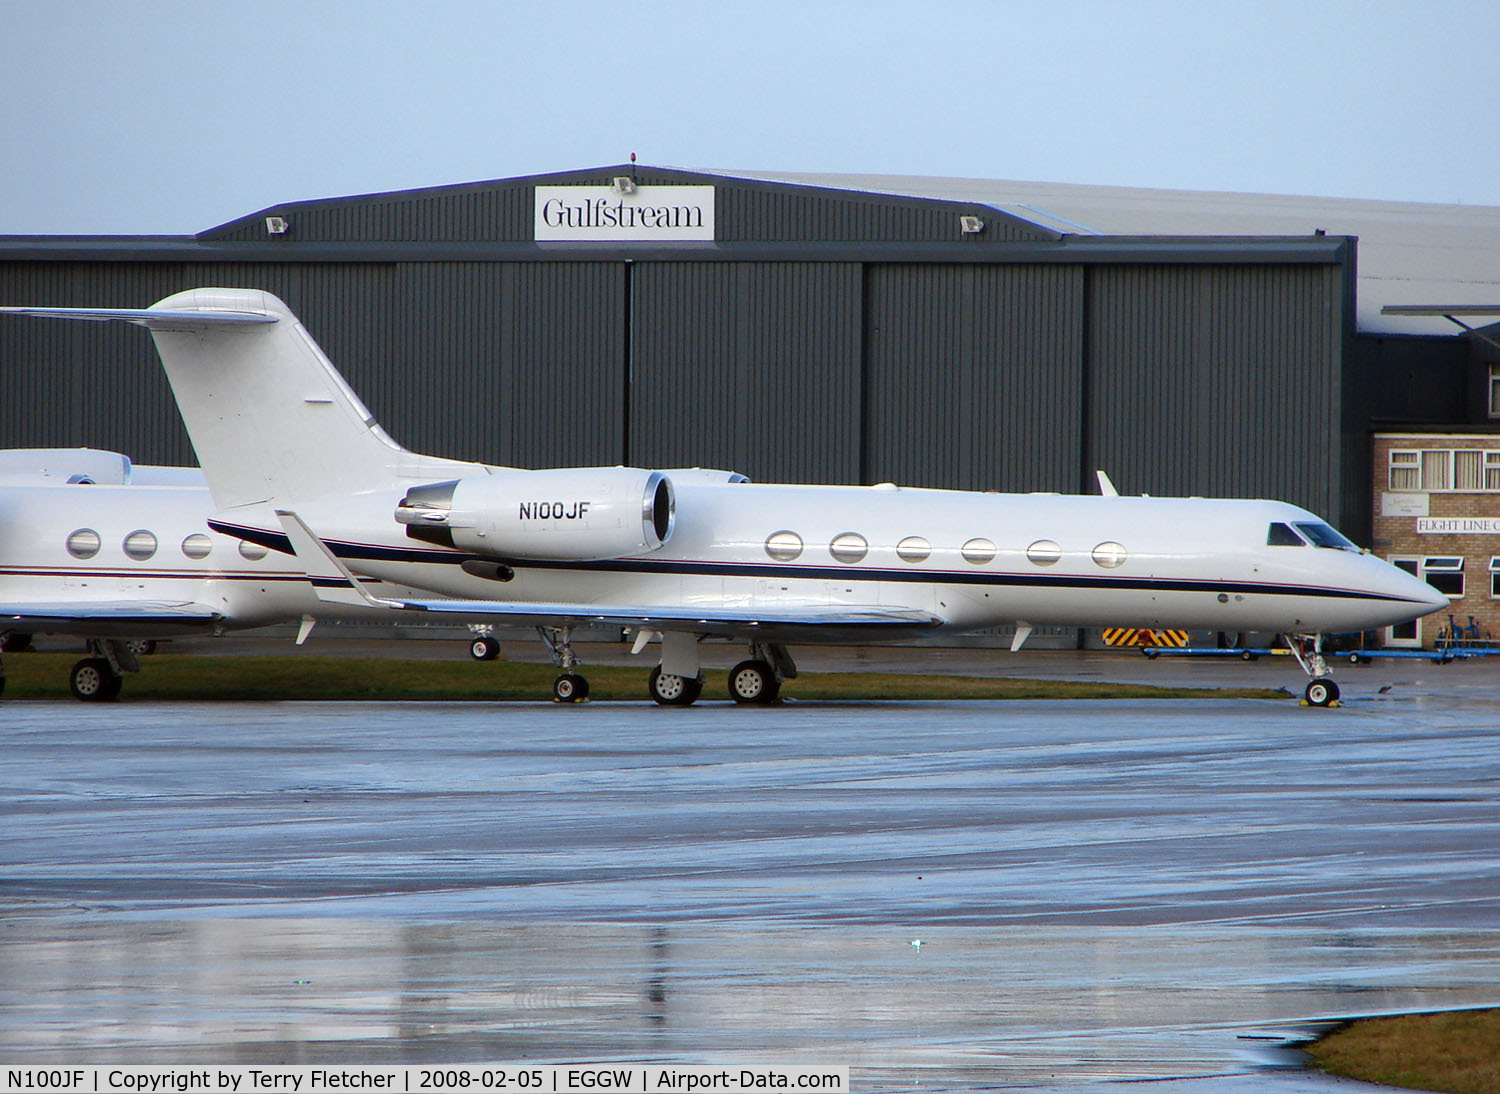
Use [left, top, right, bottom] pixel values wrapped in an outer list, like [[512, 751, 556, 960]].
[[1285, 633, 1341, 708], [69, 639, 141, 702], [531, 627, 796, 706]]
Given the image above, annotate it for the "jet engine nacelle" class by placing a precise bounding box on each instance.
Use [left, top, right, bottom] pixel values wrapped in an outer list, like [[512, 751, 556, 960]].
[[395, 467, 675, 561]]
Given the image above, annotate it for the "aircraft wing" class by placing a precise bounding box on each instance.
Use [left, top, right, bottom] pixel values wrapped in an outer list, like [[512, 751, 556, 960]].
[[2, 600, 226, 637], [357, 596, 939, 634], [274, 511, 943, 638]]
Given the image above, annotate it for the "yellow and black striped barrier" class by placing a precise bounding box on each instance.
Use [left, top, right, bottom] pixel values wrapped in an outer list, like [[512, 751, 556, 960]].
[[1101, 627, 1191, 648]]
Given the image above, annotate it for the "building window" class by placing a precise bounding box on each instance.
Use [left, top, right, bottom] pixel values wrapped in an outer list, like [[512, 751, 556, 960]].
[[1489, 366, 1500, 418], [1489, 558, 1500, 598], [1389, 448, 1500, 492], [1423, 557, 1465, 598]]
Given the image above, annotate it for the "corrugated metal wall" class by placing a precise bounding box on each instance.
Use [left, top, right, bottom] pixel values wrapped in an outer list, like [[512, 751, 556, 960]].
[[1087, 264, 1343, 517], [0, 170, 1356, 537], [629, 263, 862, 482], [381, 262, 625, 468], [864, 264, 1086, 492]]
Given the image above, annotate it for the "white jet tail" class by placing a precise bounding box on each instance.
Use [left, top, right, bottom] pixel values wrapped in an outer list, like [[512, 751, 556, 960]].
[[1, 288, 488, 509]]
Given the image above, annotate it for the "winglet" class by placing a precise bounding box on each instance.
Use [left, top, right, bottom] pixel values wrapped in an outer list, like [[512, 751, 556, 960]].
[[274, 510, 399, 610]]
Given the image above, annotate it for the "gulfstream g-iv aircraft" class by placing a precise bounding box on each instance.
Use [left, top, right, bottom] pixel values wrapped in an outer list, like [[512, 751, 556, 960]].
[[0, 448, 398, 700], [1, 289, 1447, 707]]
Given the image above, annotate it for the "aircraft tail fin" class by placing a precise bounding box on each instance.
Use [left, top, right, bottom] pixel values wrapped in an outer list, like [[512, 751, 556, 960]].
[[1, 289, 488, 509]]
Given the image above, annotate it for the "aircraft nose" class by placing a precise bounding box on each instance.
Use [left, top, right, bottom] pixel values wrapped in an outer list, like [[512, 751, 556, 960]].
[[1397, 568, 1449, 615], [1418, 581, 1449, 615]]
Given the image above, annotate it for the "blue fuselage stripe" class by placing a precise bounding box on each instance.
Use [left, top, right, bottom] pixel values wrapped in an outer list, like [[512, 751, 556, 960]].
[[209, 520, 1424, 607]]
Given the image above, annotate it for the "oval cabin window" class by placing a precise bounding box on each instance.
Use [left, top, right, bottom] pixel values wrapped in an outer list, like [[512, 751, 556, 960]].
[[1092, 541, 1128, 568], [181, 534, 213, 560], [829, 532, 869, 564], [764, 530, 803, 562], [896, 536, 932, 563], [66, 528, 101, 560], [123, 530, 158, 561], [238, 540, 269, 561], [1026, 539, 1063, 567], [961, 538, 997, 565]]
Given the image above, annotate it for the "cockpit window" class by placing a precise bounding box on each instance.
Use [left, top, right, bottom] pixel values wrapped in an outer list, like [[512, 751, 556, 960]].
[[1267, 522, 1304, 546], [1294, 522, 1358, 550]]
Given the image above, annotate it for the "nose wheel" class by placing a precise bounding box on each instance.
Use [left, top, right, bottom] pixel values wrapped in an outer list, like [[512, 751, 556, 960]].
[[552, 672, 590, 703], [1304, 678, 1341, 707]]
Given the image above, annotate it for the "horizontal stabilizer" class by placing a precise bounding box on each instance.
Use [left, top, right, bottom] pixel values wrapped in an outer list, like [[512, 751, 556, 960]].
[[0, 305, 276, 330]]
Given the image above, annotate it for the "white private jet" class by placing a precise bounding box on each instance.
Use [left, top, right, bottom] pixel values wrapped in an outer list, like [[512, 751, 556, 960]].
[[1, 289, 1447, 707], [0, 448, 394, 700]]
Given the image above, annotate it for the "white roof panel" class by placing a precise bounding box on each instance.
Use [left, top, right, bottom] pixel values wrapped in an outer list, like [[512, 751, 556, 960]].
[[719, 171, 1500, 337]]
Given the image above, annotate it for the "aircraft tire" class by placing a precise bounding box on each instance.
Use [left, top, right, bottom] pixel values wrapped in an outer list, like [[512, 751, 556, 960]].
[[552, 672, 589, 703], [728, 659, 779, 704], [70, 657, 122, 702], [470, 636, 501, 661], [1304, 678, 1340, 707], [648, 665, 703, 706]]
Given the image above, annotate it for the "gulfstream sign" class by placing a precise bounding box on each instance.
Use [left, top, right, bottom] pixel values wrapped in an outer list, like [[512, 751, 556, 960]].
[[534, 185, 715, 241]]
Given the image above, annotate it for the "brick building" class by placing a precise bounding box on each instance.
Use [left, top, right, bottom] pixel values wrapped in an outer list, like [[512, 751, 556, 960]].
[[1372, 431, 1500, 647]]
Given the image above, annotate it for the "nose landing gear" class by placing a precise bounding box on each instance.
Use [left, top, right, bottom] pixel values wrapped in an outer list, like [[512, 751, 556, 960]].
[[538, 626, 590, 703], [1285, 634, 1342, 707]]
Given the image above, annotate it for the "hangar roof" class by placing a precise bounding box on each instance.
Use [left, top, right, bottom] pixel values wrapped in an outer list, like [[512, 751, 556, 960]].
[[725, 171, 1500, 338]]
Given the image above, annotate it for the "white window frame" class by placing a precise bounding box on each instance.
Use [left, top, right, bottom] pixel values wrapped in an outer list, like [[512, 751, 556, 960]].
[[1423, 556, 1465, 599], [1388, 447, 1500, 492]]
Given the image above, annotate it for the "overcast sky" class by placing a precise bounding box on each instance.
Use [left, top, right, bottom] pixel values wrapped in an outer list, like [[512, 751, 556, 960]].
[[3, 0, 1497, 234]]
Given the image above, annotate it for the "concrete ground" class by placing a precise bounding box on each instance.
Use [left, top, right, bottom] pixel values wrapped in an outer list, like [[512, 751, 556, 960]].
[[3, 649, 1498, 1090]]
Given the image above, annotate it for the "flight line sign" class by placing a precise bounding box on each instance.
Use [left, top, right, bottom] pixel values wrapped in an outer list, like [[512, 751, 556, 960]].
[[534, 185, 715, 241]]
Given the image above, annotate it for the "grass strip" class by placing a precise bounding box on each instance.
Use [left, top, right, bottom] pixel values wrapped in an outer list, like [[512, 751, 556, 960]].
[[1306, 1009, 1500, 1094], [0, 652, 1284, 702]]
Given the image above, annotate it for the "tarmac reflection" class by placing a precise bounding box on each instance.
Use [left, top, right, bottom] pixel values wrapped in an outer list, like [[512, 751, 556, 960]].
[[2, 689, 1499, 1090]]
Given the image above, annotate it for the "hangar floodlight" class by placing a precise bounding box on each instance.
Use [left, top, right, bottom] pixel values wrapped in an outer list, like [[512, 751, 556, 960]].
[[265, 216, 290, 236], [613, 176, 637, 195], [959, 215, 985, 235]]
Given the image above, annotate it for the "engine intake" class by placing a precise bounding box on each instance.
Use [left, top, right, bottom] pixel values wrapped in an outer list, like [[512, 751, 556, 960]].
[[396, 467, 675, 561]]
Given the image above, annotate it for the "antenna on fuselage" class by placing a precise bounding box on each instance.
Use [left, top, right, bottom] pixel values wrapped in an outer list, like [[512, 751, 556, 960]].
[[1095, 470, 1120, 497]]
